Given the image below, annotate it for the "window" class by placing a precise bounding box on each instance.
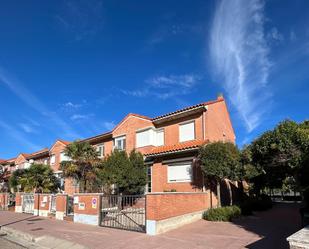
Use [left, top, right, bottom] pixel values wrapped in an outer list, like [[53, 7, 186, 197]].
[[136, 129, 152, 147], [136, 128, 164, 147], [114, 136, 126, 150], [44, 159, 48, 165], [60, 152, 70, 162], [96, 144, 104, 158], [155, 129, 164, 146], [179, 121, 195, 142], [167, 162, 192, 182], [146, 166, 152, 193], [50, 155, 56, 165]]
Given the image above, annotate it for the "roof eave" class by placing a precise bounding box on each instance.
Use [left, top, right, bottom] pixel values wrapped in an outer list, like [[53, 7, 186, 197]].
[[145, 147, 200, 158]]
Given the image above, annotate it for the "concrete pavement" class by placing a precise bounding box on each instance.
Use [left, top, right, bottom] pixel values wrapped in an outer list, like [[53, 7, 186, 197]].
[[0, 203, 301, 249]]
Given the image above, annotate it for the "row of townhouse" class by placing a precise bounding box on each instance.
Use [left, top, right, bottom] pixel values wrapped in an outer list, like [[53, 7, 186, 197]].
[[0, 96, 235, 195]]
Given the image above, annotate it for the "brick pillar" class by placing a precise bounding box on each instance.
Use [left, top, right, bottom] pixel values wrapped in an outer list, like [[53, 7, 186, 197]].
[[15, 192, 22, 213], [73, 194, 101, 225], [0, 193, 8, 210], [34, 194, 51, 217], [55, 194, 68, 220]]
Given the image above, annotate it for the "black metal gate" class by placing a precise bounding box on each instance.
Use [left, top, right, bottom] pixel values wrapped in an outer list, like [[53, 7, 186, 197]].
[[100, 195, 146, 232]]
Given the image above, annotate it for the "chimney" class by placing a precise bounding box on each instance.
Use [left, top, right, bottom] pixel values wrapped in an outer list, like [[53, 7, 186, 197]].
[[217, 93, 224, 100]]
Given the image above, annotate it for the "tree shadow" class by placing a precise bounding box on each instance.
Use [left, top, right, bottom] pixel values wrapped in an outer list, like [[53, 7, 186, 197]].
[[231, 202, 302, 249]]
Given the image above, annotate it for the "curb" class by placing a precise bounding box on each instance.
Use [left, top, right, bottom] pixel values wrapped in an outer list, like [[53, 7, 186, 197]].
[[0, 226, 88, 249]]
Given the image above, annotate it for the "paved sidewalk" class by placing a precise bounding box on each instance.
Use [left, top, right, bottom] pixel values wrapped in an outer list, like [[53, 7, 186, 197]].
[[0, 203, 301, 249]]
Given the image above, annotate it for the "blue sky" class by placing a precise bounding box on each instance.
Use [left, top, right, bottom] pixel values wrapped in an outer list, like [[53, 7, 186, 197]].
[[0, 0, 308, 159]]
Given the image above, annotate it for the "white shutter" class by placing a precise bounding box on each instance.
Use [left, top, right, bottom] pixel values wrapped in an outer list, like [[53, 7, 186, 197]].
[[50, 155, 56, 164], [179, 121, 195, 142], [155, 129, 164, 146], [168, 162, 192, 182], [136, 129, 151, 147]]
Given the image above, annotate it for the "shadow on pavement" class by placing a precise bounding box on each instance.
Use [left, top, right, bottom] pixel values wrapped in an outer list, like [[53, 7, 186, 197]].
[[232, 202, 301, 249]]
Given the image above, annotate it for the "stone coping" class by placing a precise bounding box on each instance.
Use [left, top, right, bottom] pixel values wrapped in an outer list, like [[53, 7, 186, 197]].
[[287, 226, 309, 246], [146, 192, 207, 195]]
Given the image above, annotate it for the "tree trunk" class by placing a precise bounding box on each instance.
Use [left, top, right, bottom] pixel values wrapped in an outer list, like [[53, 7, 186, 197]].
[[217, 180, 221, 207], [228, 180, 233, 206]]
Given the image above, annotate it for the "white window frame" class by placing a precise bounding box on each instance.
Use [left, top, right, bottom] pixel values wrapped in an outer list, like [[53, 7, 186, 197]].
[[167, 161, 192, 183], [114, 135, 126, 151], [179, 120, 195, 142], [50, 154, 56, 165], [96, 144, 104, 158], [135, 127, 165, 148]]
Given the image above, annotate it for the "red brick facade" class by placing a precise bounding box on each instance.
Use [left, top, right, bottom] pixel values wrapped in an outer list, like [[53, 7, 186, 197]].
[[1, 96, 235, 196]]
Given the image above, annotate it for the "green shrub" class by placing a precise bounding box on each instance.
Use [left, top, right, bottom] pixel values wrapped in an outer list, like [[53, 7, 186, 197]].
[[239, 195, 272, 215], [203, 206, 241, 221]]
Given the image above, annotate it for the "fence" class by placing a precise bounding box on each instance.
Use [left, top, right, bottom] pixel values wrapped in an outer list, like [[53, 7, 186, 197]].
[[11, 191, 214, 235], [100, 195, 146, 232]]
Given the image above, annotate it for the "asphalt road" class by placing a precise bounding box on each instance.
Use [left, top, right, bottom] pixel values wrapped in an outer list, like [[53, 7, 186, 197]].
[[0, 237, 25, 249]]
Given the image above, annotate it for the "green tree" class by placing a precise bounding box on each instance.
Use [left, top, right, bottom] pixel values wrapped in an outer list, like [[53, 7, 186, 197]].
[[99, 149, 147, 195], [10, 164, 59, 193], [249, 120, 309, 194], [60, 140, 100, 193], [199, 142, 241, 207], [9, 169, 27, 192]]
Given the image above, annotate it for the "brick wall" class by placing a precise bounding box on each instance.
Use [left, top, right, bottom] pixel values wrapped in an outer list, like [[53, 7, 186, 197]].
[[151, 160, 204, 192], [0, 193, 8, 210], [146, 192, 209, 221], [49, 141, 67, 172], [204, 99, 235, 143], [73, 194, 101, 215], [112, 115, 154, 154]]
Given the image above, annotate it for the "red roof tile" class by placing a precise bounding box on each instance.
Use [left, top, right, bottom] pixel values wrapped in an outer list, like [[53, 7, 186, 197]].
[[145, 140, 209, 156], [152, 98, 224, 121], [58, 140, 71, 145]]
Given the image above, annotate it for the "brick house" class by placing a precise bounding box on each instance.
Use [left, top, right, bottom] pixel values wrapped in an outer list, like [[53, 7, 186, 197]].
[[0, 96, 235, 195]]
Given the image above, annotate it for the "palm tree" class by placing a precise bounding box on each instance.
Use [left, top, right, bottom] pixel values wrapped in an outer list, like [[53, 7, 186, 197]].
[[19, 164, 59, 193], [60, 141, 100, 192]]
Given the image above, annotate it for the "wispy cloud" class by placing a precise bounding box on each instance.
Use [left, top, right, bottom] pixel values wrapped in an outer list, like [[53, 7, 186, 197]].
[[18, 123, 38, 134], [209, 0, 271, 132], [0, 120, 41, 151], [122, 74, 202, 100], [0, 67, 80, 138], [267, 27, 284, 42], [55, 0, 104, 41], [102, 121, 115, 131], [70, 113, 93, 121]]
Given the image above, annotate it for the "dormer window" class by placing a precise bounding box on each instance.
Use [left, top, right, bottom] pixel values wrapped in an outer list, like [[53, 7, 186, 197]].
[[179, 120, 195, 142], [114, 136, 126, 151]]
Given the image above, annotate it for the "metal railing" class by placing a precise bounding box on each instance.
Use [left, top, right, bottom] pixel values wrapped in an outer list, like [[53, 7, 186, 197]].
[[100, 195, 146, 232], [67, 195, 74, 216], [22, 193, 34, 214], [50, 195, 57, 214]]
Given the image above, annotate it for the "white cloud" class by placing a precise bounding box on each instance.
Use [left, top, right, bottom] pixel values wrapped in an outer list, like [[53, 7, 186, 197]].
[[18, 123, 38, 134], [70, 114, 93, 121], [123, 74, 201, 100], [0, 120, 41, 151], [64, 102, 82, 109], [0, 67, 80, 138], [267, 27, 284, 42], [209, 0, 271, 132]]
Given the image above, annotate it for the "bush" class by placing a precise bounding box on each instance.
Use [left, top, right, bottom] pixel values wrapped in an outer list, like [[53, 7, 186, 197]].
[[203, 206, 241, 221], [239, 194, 272, 215]]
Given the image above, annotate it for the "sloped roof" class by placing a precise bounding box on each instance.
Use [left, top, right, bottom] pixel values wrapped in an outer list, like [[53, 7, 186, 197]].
[[152, 98, 224, 121], [144, 139, 209, 157]]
